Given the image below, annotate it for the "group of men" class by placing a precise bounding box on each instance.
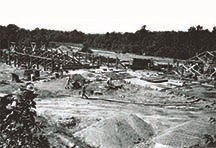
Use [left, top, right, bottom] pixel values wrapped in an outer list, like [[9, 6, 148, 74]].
[[64, 76, 115, 99]]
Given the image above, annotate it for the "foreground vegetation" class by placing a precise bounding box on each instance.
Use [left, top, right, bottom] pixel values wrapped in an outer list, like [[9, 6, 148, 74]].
[[0, 86, 50, 148]]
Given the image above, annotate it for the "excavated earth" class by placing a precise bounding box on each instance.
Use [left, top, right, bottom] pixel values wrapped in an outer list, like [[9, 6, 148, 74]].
[[1, 63, 216, 148]]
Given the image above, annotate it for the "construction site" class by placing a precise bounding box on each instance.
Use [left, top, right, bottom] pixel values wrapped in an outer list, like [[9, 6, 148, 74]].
[[0, 42, 216, 148]]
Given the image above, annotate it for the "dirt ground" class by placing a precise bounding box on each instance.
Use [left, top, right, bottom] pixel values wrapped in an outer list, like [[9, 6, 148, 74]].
[[0, 62, 216, 148]]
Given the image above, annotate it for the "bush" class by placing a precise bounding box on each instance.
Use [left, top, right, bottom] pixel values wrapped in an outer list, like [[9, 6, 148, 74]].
[[0, 86, 50, 148]]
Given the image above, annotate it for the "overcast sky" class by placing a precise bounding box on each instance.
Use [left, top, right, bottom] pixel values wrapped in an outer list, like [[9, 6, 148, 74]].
[[0, 0, 216, 33]]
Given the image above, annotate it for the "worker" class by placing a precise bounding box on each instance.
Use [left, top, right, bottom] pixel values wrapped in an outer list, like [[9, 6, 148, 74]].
[[81, 84, 88, 99], [65, 76, 72, 89]]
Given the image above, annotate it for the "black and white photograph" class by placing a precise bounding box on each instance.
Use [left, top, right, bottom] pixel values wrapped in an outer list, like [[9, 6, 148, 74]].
[[0, 0, 216, 147]]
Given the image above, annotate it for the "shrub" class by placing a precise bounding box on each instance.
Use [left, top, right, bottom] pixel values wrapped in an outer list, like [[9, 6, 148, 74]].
[[0, 86, 50, 148]]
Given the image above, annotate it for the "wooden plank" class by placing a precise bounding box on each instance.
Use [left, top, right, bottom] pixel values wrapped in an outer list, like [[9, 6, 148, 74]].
[[207, 51, 214, 57], [210, 68, 216, 78], [191, 67, 202, 76], [15, 52, 52, 60], [189, 51, 207, 60], [182, 64, 195, 75], [196, 56, 206, 64]]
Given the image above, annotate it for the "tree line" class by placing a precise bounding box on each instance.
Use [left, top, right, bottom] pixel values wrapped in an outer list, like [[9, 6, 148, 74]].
[[86, 25, 216, 59], [1, 24, 216, 59], [0, 24, 86, 49]]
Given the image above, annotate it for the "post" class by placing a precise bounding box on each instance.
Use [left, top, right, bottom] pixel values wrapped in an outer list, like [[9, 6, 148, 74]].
[[116, 57, 119, 69], [51, 53, 55, 72], [8, 51, 11, 65], [44, 59, 47, 71], [14, 55, 17, 67], [28, 55, 32, 68], [0, 50, 2, 59], [99, 56, 102, 66], [78, 52, 80, 62], [17, 54, 20, 67], [85, 53, 87, 62], [36, 62, 39, 69], [107, 57, 109, 67], [64, 52, 67, 65], [91, 55, 94, 66], [24, 55, 27, 68]]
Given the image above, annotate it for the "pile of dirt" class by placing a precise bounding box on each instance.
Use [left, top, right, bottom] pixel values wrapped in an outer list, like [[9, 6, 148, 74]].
[[35, 116, 93, 148], [35, 78, 72, 98], [74, 113, 154, 148], [70, 74, 85, 82], [151, 118, 216, 147], [66, 74, 87, 89]]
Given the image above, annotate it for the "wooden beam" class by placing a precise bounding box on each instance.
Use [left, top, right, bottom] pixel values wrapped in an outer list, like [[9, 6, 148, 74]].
[[207, 51, 214, 57], [182, 64, 196, 75]]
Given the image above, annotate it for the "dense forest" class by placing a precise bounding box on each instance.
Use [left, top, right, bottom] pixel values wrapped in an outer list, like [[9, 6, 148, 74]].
[[1, 24, 216, 59], [0, 24, 86, 48]]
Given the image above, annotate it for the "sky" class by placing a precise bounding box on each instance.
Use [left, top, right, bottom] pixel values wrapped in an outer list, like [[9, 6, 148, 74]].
[[0, 0, 216, 33]]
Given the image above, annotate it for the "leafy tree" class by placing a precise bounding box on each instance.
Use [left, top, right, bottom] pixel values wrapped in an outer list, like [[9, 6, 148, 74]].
[[0, 86, 50, 148], [81, 42, 92, 53], [196, 25, 203, 31], [188, 26, 196, 32], [212, 26, 216, 32]]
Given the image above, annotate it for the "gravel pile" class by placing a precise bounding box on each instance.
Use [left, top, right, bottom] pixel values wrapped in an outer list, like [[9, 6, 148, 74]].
[[152, 119, 216, 147], [74, 113, 154, 148]]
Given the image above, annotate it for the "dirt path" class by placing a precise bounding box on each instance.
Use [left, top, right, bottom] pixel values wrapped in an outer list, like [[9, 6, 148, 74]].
[[36, 96, 211, 135], [35, 95, 216, 147]]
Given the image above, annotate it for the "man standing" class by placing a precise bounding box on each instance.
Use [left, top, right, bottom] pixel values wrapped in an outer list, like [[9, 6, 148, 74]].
[[65, 76, 72, 89], [81, 84, 88, 99]]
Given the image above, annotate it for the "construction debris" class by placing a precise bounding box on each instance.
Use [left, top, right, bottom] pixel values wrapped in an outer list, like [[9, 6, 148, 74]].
[[1, 43, 216, 148], [105, 78, 123, 90], [65, 74, 86, 89], [174, 50, 216, 81]]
